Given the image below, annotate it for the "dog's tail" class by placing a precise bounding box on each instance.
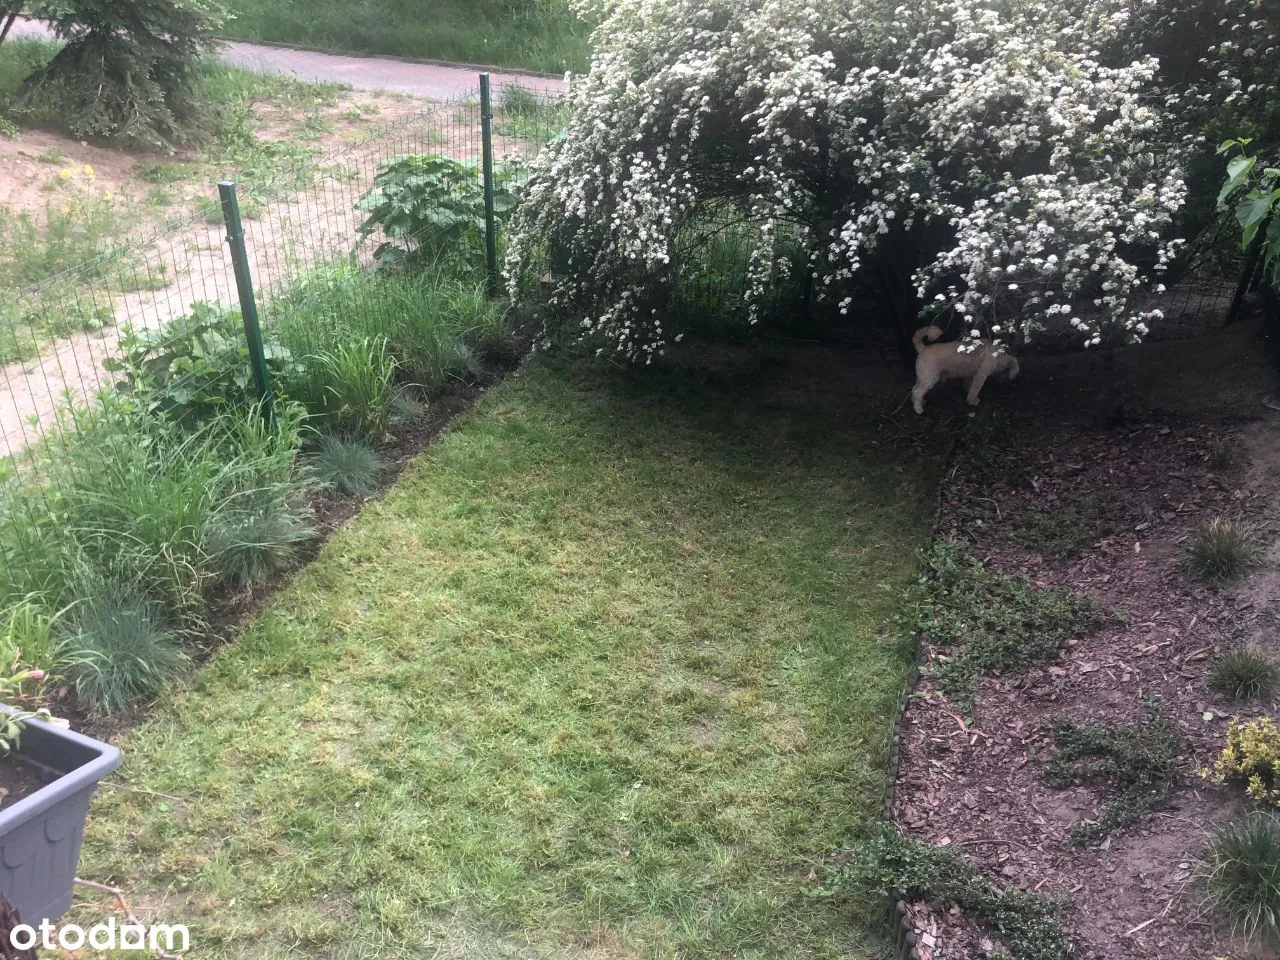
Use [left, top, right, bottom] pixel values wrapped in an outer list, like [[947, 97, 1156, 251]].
[[912, 325, 944, 354]]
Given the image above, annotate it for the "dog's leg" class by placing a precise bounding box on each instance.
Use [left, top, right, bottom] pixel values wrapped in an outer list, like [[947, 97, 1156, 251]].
[[912, 369, 935, 415], [966, 368, 991, 407]]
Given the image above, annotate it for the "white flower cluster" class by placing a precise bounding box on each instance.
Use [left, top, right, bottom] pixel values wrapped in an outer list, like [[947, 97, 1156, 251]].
[[507, 0, 1262, 360]]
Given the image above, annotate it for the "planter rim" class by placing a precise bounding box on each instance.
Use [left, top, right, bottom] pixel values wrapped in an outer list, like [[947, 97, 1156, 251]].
[[0, 710, 121, 836]]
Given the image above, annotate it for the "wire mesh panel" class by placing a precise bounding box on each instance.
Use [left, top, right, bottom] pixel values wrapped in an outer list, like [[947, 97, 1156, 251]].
[[0, 79, 566, 617]]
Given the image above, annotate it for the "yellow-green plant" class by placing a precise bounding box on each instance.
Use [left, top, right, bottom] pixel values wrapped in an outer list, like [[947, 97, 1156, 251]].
[[1206, 718, 1280, 805]]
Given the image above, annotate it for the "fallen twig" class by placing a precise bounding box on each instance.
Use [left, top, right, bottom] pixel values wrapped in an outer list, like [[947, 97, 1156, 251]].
[[74, 878, 189, 960], [100, 782, 186, 804]]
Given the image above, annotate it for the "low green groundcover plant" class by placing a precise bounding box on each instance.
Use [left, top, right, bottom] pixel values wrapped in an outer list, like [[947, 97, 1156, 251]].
[[823, 825, 1070, 960], [1045, 703, 1182, 846], [915, 542, 1105, 707]]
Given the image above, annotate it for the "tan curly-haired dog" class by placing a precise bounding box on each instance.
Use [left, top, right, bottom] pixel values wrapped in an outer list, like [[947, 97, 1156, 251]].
[[911, 325, 1020, 414]]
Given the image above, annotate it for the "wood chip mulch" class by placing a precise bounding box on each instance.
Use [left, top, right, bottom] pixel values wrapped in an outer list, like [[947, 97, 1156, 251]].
[[891, 385, 1280, 959]]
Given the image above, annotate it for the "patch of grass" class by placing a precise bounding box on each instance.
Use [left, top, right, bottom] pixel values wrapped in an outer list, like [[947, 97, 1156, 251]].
[[309, 435, 383, 496], [304, 337, 400, 440], [1188, 518, 1256, 583], [223, 0, 591, 74], [1211, 648, 1278, 701], [1209, 436, 1236, 470], [271, 261, 509, 388], [136, 161, 194, 185], [144, 186, 177, 207], [1045, 703, 1182, 846], [824, 825, 1070, 960], [1203, 813, 1280, 946], [917, 542, 1106, 707], [0, 296, 113, 363], [0, 596, 64, 680], [0, 181, 133, 288], [76, 356, 946, 958]]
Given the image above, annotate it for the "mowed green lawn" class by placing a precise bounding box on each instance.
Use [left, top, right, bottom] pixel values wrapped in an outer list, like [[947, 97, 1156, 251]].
[[76, 355, 944, 959]]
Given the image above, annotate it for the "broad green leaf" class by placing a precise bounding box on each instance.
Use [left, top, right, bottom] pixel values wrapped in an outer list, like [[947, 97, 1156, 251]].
[[1220, 154, 1257, 206]]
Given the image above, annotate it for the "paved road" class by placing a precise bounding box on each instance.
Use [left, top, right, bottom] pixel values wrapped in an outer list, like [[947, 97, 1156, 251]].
[[7, 19, 567, 99]]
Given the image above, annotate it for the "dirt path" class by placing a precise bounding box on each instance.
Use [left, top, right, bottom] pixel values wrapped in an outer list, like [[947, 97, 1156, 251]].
[[5, 19, 567, 98]]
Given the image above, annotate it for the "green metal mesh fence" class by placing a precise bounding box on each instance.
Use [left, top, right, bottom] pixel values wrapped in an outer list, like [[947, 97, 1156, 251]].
[[0, 77, 566, 601]]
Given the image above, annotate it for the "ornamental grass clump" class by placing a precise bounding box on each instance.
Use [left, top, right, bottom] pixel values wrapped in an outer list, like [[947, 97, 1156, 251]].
[[1188, 518, 1256, 583], [1212, 649, 1278, 702], [1203, 814, 1280, 946]]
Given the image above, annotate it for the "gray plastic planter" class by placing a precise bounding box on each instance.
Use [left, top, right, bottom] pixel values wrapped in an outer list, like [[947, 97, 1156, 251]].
[[0, 712, 120, 924]]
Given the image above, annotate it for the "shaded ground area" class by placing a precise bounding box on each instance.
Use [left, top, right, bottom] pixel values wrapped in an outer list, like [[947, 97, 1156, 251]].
[[73, 351, 948, 959], [891, 319, 1280, 958]]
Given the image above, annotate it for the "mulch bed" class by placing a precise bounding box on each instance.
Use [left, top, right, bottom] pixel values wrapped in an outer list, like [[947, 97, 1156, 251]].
[[891, 385, 1280, 958]]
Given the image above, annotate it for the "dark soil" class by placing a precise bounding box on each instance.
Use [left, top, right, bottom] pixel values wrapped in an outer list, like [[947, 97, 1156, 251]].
[[890, 319, 1280, 959], [0, 754, 55, 809]]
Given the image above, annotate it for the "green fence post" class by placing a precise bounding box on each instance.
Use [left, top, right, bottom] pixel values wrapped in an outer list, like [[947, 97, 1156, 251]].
[[219, 181, 276, 426], [479, 73, 500, 297]]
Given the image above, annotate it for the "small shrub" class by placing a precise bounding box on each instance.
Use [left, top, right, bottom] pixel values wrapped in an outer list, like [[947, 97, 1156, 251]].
[[1188, 518, 1256, 583], [60, 588, 189, 716], [917, 542, 1105, 707], [1212, 649, 1278, 701], [1045, 703, 1182, 845], [822, 825, 1070, 960], [1205, 717, 1280, 805], [1203, 814, 1280, 945], [309, 436, 382, 496]]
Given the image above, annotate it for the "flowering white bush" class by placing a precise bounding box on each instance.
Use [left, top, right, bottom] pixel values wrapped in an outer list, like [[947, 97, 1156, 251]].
[[507, 0, 1272, 360]]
